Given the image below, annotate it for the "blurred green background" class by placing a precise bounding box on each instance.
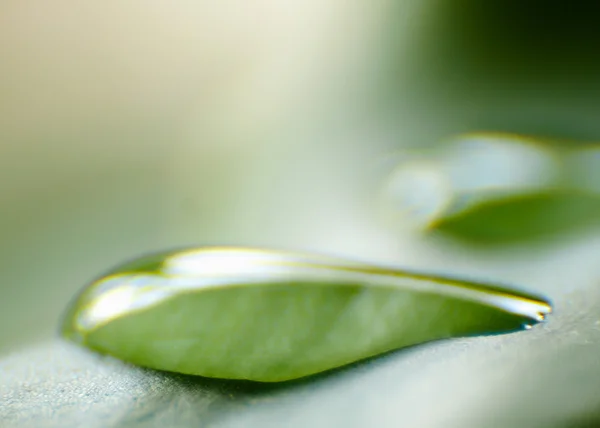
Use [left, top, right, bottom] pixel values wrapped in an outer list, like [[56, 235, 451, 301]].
[[1, 1, 600, 427]]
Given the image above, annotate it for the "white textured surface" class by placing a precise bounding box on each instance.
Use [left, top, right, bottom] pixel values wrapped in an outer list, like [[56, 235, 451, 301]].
[[2, 283, 600, 428]]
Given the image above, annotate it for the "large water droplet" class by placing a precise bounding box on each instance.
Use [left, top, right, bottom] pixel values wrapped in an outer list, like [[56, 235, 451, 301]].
[[62, 247, 552, 382]]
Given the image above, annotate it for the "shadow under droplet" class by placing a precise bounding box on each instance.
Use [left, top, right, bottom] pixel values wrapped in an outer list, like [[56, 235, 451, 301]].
[[112, 342, 432, 427], [147, 341, 428, 393]]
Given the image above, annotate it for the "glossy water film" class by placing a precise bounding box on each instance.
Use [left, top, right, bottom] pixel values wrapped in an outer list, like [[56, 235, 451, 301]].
[[62, 247, 552, 382]]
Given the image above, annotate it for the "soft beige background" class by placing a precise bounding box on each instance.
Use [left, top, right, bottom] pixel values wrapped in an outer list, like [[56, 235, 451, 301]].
[[0, 0, 405, 351]]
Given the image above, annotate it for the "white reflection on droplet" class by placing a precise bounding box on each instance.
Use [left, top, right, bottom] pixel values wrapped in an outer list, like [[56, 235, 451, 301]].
[[78, 275, 172, 329], [164, 248, 292, 277], [381, 161, 452, 228], [83, 286, 138, 326], [332, 268, 552, 324], [445, 134, 559, 193]]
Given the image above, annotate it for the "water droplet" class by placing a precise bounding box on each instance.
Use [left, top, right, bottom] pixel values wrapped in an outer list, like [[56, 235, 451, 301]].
[[62, 247, 552, 382]]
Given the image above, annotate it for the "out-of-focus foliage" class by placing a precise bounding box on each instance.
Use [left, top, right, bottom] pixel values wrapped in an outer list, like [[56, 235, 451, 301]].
[[380, 134, 600, 245], [381, 0, 600, 146]]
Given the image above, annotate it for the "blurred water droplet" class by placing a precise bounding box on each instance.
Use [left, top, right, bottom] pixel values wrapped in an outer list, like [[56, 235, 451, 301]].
[[380, 133, 600, 245]]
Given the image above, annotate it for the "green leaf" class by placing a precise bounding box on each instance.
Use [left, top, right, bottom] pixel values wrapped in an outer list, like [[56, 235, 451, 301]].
[[381, 133, 600, 245], [61, 247, 551, 382]]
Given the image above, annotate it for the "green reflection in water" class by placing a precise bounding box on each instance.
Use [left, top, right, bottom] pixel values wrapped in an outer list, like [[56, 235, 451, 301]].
[[62, 247, 551, 382], [381, 133, 600, 245]]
